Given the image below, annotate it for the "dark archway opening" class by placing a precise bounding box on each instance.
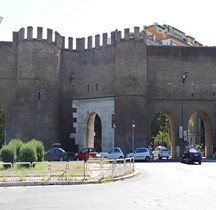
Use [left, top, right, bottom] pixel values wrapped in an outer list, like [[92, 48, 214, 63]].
[[94, 114, 102, 152], [0, 108, 5, 149], [151, 112, 171, 149]]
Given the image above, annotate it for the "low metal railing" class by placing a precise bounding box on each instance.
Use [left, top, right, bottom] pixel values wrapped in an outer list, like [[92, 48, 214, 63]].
[[0, 157, 134, 183]]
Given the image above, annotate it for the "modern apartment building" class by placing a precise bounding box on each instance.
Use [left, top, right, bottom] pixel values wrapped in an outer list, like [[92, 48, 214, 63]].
[[144, 22, 203, 47]]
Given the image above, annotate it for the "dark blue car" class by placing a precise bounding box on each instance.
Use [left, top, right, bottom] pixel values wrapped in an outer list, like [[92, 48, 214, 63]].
[[181, 146, 202, 165], [44, 148, 69, 161]]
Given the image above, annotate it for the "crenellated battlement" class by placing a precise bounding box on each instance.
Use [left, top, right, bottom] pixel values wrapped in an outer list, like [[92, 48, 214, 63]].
[[12, 26, 146, 51], [12, 27, 64, 48]]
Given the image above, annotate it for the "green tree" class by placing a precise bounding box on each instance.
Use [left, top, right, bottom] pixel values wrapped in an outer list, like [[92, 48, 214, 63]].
[[151, 112, 170, 138], [1, 145, 15, 163], [8, 139, 24, 162], [19, 143, 37, 163], [154, 131, 170, 147], [27, 139, 44, 162]]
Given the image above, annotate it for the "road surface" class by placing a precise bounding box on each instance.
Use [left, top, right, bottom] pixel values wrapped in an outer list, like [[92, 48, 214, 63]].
[[0, 160, 216, 210]]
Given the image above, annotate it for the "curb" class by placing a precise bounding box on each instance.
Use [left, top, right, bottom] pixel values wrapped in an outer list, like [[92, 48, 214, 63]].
[[0, 170, 141, 187]]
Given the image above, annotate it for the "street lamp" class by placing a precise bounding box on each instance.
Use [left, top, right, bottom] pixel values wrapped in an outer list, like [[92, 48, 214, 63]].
[[180, 71, 188, 156], [182, 71, 188, 83]]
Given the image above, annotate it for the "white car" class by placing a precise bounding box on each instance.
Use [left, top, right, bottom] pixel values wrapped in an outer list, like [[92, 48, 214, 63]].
[[101, 147, 124, 159], [152, 146, 169, 159], [126, 147, 151, 161]]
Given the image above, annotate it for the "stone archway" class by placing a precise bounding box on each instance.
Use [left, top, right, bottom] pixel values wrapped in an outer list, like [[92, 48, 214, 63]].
[[151, 110, 176, 158], [72, 98, 115, 152]]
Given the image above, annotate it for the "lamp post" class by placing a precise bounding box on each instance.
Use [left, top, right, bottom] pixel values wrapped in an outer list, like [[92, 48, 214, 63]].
[[180, 71, 188, 155]]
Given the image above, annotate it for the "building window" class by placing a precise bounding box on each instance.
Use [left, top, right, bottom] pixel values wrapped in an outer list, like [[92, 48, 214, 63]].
[[37, 91, 40, 100]]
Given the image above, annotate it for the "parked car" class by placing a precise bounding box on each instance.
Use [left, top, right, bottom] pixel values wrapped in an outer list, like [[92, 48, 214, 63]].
[[152, 146, 169, 159], [181, 146, 202, 164], [101, 147, 124, 159], [73, 148, 97, 161], [44, 147, 69, 161], [126, 147, 151, 161]]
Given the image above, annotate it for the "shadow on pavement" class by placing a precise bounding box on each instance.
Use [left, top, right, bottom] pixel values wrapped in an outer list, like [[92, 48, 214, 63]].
[[134, 157, 216, 163]]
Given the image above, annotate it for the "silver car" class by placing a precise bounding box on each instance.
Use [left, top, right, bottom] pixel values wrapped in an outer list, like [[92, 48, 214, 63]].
[[101, 147, 124, 159], [126, 147, 151, 161], [152, 146, 169, 159]]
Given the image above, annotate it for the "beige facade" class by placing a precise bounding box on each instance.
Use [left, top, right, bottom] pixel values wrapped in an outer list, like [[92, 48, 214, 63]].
[[144, 23, 203, 46]]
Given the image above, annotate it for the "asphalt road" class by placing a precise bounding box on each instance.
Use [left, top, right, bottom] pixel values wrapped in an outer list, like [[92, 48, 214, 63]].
[[1, 160, 216, 210]]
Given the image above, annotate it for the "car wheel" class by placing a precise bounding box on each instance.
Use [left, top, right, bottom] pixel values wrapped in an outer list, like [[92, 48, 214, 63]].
[[145, 156, 150, 161], [199, 161, 201, 165], [59, 156, 64, 161], [166, 157, 169, 159]]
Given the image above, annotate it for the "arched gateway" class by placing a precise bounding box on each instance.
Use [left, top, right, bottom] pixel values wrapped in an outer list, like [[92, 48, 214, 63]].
[[71, 98, 115, 152]]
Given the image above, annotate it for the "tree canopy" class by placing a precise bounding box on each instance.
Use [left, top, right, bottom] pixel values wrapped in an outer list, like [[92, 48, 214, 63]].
[[151, 112, 170, 147]]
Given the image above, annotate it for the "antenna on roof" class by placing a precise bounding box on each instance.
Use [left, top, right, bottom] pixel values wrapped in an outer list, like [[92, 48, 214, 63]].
[[0, 16, 3, 24]]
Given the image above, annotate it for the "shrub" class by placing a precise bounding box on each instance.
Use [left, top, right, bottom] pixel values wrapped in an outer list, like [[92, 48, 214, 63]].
[[19, 143, 37, 163], [28, 139, 44, 162], [8, 139, 24, 162], [1, 145, 15, 163]]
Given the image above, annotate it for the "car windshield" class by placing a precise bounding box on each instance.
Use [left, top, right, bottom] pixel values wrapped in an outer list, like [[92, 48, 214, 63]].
[[189, 148, 200, 153], [162, 149, 168, 152]]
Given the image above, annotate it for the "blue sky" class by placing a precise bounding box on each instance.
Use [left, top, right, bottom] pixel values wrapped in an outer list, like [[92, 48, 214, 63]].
[[0, 0, 216, 46]]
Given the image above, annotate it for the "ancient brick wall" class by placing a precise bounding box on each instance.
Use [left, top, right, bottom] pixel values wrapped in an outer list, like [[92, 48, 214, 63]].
[[0, 26, 216, 157]]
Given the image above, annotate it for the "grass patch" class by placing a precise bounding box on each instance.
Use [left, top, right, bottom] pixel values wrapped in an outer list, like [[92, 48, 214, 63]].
[[100, 179, 110, 184]]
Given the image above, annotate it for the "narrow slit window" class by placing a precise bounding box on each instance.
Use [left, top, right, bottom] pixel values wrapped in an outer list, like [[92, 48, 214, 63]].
[[37, 91, 41, 100]]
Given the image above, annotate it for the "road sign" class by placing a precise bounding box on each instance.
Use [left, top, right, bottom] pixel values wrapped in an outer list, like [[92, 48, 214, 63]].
[[179, 126, 183, 139]]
